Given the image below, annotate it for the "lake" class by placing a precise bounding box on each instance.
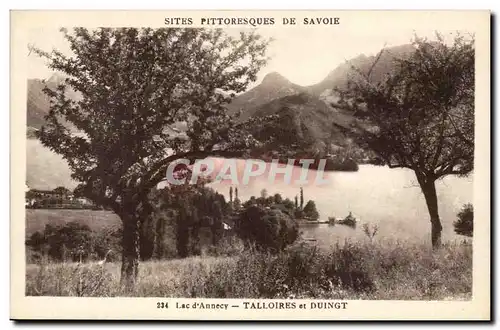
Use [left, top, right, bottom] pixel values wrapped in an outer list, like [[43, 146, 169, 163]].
[[26, 138, 473, 246], [207, 159, 473, 246]]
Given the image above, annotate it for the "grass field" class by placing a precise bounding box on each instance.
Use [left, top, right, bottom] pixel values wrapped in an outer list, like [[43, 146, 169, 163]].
[[26, 209, 121, 235], [26, 240, 472, 300]]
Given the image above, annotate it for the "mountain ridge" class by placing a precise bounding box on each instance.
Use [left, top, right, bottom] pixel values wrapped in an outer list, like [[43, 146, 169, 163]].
[[25, 43, 416, 189]]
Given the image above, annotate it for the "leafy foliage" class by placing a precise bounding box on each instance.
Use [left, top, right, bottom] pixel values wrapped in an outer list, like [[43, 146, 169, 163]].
[[33, 27, 272, 285], [454, 203, 473, 237], [303, 200, 320, 220], [333, 33, 474, 246], [235, 205, 299, 253], [52, 186, 72, 196], [26, 222, 121, 263], [335, 33, 474, 177], [34, 27, 271, 213], [149, 184, 230, 259]]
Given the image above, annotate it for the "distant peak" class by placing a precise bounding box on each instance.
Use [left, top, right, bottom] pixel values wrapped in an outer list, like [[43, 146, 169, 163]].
[[261, 72, 291, 86]]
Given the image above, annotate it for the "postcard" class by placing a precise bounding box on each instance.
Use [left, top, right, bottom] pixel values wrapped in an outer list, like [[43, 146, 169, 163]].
[[10, 9, 491, 320]]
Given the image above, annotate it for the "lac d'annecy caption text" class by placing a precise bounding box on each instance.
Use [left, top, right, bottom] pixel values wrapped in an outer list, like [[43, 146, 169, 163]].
[[157, 301, 348, 310]]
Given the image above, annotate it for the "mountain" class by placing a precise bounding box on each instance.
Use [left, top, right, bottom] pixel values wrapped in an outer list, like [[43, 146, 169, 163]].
[[226, 72, 305, 120], [307, 44, 416, 98], [226, 44, 418, 161], [252, 92, 354, 142], [227, 44, 415, 119], [25, 44, 416, 189], [27, 73, 80, 131], [27, 78, 54, 129]]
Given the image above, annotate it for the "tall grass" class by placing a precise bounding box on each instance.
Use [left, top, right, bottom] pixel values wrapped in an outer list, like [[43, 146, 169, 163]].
[[26, 240, 472, 300]]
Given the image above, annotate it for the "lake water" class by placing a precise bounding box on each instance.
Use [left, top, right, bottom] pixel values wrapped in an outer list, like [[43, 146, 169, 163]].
[[26, 138, 473, 246], [207, 159, 473, 246]]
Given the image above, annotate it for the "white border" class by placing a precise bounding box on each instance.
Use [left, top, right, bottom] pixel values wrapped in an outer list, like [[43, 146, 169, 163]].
[[4, 1, 497, 328]]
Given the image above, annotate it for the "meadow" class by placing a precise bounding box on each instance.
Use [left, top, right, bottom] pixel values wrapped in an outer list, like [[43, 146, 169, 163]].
[[26, 239, 472, 300], [26, 209, 120, 235]]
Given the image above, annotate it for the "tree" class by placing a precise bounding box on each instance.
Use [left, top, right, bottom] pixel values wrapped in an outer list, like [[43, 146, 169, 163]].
[[176, 204, 190, 258], [152, 181, 228, 257], [235, 205, 298, 252], [299, 187, 304, 210], [454, 203, 473, 237], [245, 196, 257, 207], [282, 198, 296, 212], [34, 27, 271, 289], [334, 33, 474, 248], [294, 195, 298, 209], [189, 209, 201, 256], [233, 197, 241, 211], [303, 200, 320, 221], [229, 186, 233, 205], [26, 222, 94, 262], [211, 201, 223, 245], [139, 212, 157, 260], [260, 189, 268, 199], [53, 186, 71, 197], [273, 193, 283, 204]]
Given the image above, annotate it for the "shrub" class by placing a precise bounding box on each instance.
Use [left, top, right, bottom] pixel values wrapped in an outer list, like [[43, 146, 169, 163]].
[[236, 205, 299, 253], [328, 217, 336, 225], [25, 222, 121, 263], [201, 235, 245, 257], [322, 242, 375, 293], [183, 243, 375, 298], [454, 203, 473, 237], [362, 223, 379, 241]]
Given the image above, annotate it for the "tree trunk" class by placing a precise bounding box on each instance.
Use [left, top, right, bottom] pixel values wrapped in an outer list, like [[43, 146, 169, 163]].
[[120, 216, 141, 292], [418, 176, 442, 248], [154, 216, 165, 259]]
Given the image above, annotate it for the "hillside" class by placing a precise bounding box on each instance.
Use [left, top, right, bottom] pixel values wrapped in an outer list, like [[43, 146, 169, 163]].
[[306, 44, 416, 99], [227, 44, 416, 116], [27, 79, 53, 129], [224, 44, 416, 156], [27, 73, 80, 132], [25, 44, 416, 189], [226, 72, 305, 120], [250, 92, 354, 152]]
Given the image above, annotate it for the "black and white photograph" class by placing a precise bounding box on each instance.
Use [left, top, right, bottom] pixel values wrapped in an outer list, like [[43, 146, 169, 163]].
[[10, 10, 491, 320]]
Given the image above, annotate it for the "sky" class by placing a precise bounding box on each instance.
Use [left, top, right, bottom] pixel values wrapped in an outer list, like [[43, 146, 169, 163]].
[[26, 26, 465, 88]]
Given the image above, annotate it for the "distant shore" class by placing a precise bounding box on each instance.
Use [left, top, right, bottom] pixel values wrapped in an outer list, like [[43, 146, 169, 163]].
[[298, 220, 329, 225]]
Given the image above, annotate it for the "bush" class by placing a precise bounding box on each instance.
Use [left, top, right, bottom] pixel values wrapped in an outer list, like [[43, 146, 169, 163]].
[[303, 200, 320, 220], [454, 203, 473, 237], [25, 222, 121, 263], [235, 205, 299, 253], [181, 243, 375, 298], [201, 235, 245, 257]]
